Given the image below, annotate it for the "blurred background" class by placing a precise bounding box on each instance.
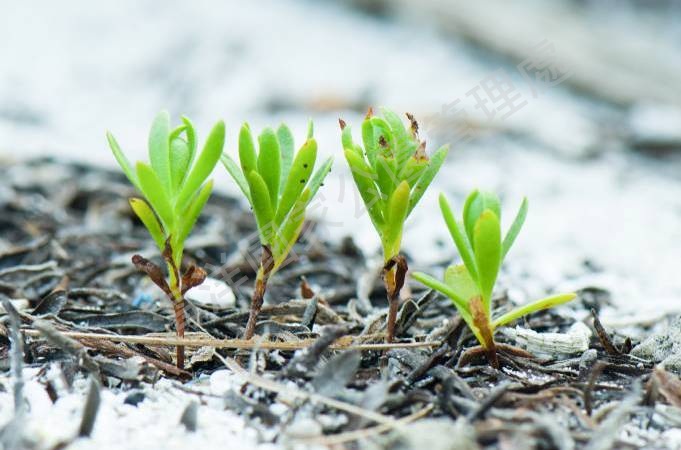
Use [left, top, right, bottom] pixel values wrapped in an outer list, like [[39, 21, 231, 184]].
[[1, 0, 680, 314]]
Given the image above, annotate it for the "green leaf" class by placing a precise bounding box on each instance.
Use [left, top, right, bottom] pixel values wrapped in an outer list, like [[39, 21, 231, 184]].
[[306, 119, 314, 139], [492, 293, 577, 329], [107, 131, 140, 190], [374, 154, 397, 197], [401, 154, 428, 186], [307, 156, 333, 201], [381, 109, 407, 140], [277, 124, 295, 192], [168, 123, 187, 141], [473, 209, 502, 310], [344, 149, 384, 231], [181, 116, 198, 168], [176, 180, 213, 246], [272, 189, 310, 269], [464, 190, 501, 246], [169, 136, 191, 193], [462, 190, 479, 243], [176, 120, 225, 213], [221, 154, 250, 202], [411, 272, 471, 319], [381, 108, 413, 170], [502, 197, 528, 259], [361, 118, 378, 167], [341, 123, 354, 150], [257, 128, 281, 210], [238, 123, 258, 175], [444, 264, 480, 303], [246, 170, 275, 244], [129, 198, 165, 250], [369, 117, 395, 159], [382, 180, 409, 259], [407, 145, 448, 216], [148, 110, 171, 193], [439, 194, 478, 282], [136, 162, 175, 229], [412, 271, 485, 346], [275, 138, 317, 225]]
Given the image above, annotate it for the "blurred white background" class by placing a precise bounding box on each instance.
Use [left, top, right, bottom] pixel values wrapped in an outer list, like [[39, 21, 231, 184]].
[[2, 0, 681, 315]]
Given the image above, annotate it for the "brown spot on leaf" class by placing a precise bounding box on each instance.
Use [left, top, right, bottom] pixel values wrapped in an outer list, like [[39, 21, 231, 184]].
[[414, 141, 428, 161], [406, 112, 419, 137]]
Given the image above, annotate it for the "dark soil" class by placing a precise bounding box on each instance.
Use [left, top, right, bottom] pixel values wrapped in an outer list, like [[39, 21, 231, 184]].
[[1, 158, 679, 449]]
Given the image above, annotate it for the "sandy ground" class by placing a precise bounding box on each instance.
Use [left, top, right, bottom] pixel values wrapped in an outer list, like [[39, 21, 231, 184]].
[[2, 1, 681, 448]]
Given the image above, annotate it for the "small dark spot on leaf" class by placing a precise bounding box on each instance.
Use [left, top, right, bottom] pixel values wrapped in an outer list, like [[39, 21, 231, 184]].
[[303, 163, 308, 168], [300, 179, 306, 183]]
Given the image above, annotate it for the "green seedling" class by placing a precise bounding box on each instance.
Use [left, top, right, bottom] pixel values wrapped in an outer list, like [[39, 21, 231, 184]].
[[340, 108, 449, 342], [222, 121, 332, 339], [413, 190, 576, 368], [108, 111, 225, 368]]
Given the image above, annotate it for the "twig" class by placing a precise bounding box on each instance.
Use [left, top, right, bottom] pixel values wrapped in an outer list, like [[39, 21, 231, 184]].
[[1, 299, 25, 415], [0, 298, 26, 450], [591, 309, 620, 356], [584, 382, 641, 450], [584, 361, 606, 416], [468, 381, 515, 421], [218, 354, 398, 426], [283, 325, 350, 377], [21, 329, 441, 351], [32, 319, 100, 375], [297, 404, 434, 445], [0, 261, 57, 278], [78, 378, 101, 437]]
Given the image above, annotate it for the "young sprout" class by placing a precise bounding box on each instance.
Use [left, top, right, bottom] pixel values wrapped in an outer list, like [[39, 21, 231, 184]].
[[340, 108, 449, 342], [221, 121, 332, 339], [107, 111, 225, 368], [413, 190, 576, 368]]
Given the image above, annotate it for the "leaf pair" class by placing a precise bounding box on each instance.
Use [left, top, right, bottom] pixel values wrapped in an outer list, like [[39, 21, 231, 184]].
[[341, 108, 449, 261], [413, 191, 576, 350], [108, 111, 225, 266], [221, 122, 332, 272]]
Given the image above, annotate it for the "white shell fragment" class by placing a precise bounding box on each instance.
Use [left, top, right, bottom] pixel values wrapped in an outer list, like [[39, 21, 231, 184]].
[[185, 277, 235, 310], [0, 299, 30, 313], [500, 322, 592, 357]]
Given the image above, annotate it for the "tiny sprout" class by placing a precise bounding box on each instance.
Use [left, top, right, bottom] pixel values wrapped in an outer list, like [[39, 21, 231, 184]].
[[340, 108, 449, 342], [221, 121, 332, 339], [107, 111, 225, 368], [413, 190, 576, 368]]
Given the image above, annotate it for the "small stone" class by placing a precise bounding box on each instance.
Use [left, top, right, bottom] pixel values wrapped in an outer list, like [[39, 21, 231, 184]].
[[366, 418, 479, 450], [209, 370, 237, 396], [579, 349, 598, 373], [185, 277, 235, 310], [631, 315, 681, 373], [285, 417, 322, 439], [0, 299, 29, 313], [123, 391, 145, 406]]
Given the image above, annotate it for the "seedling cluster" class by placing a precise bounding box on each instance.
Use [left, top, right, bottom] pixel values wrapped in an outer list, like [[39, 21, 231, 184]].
[[108, 111, 225, 367], [221, 122, 332, 339], [109, 109, 576, 369], [340, 108, 448, 342], [413, 191, 575, 367]]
